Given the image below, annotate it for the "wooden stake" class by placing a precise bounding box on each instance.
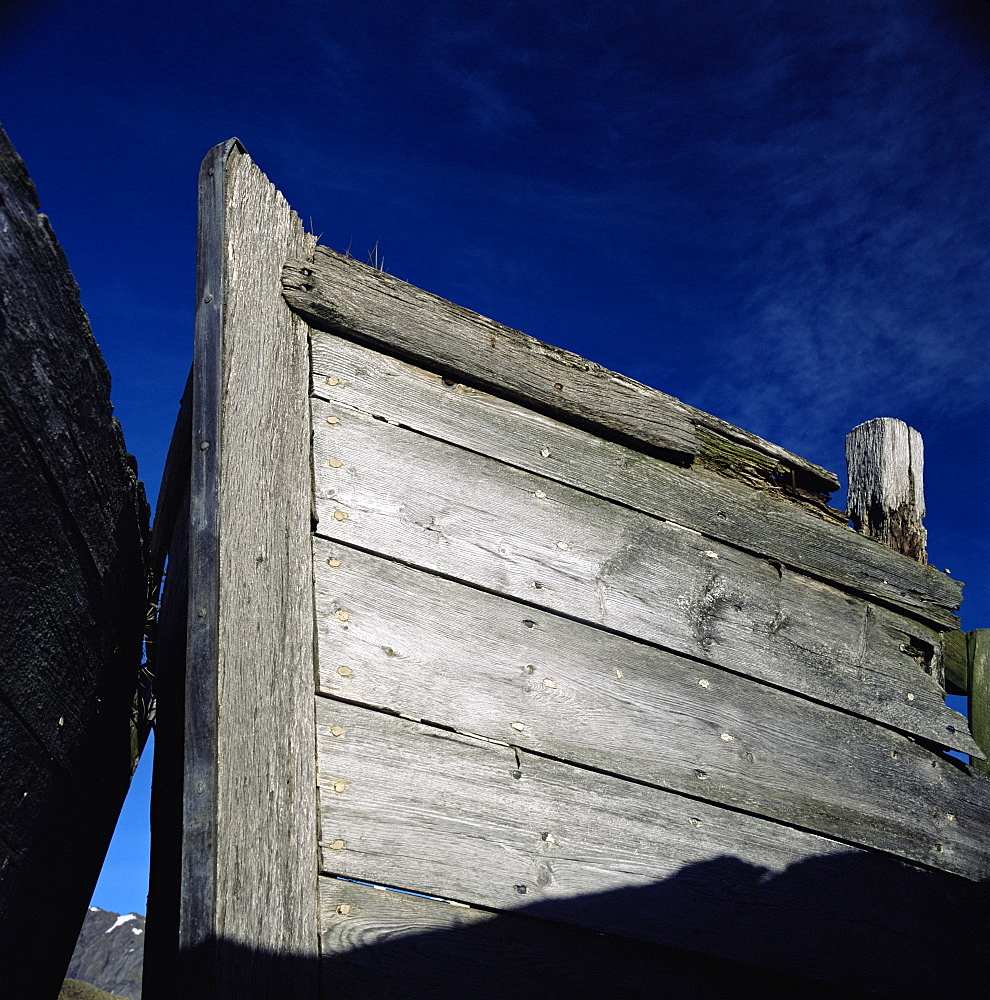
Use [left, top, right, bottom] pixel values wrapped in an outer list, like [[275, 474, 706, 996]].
[[845, 418, 927, 562]]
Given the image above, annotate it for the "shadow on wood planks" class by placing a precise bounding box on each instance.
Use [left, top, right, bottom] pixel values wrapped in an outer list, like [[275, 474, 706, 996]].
[[158, 849, 988, 1000]]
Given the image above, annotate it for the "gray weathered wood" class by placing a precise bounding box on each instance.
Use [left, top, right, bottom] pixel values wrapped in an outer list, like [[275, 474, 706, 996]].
[[969, 630, 990, 773], [177, 139, 319, 998], [310, 332, 961, 628], [315, 699, 981, 999], [846, 418, 927, 563], [313, 537, 989, 878], [311, 399, 973, 752], [285, 248, 840, 496], [318, 877, 878, 1000], [0, 124, 150, 999]]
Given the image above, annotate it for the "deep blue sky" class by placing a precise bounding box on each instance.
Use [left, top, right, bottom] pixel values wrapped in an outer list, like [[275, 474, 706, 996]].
[[3, 1, 988, 917]]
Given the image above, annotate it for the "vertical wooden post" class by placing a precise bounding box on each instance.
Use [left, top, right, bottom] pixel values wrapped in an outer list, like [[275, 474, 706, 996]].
[[845, 418, 927, 563], [176, 140, 319, 998], [968, 630, 990, 772]]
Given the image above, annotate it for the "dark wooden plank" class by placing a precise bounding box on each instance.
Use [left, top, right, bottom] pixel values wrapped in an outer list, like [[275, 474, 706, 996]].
[[315, 700, 984, 1000], [176, 140, 319, 998], [847, 418, 927, 563], [318, 877, 881, 1000], [310, 331, 961, 628], [310, 400, 974, 753], [0, 125, 149, 998], [313, 537, 990, 879], [285, 247, 840, 496]]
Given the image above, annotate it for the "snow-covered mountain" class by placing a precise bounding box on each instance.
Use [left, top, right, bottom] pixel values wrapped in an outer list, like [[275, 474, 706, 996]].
[[64, 906, 145, 999]]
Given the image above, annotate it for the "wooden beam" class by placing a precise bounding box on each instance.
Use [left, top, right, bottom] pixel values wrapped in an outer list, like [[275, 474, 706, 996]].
[[176, 139, 319, 998], [846, 418, 927, 563], [284, 247, 840, 496]]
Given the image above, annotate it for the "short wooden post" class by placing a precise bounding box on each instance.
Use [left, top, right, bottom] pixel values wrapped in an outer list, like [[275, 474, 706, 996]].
[[968, 630, 990, 772], [845, 418, 927, 563]]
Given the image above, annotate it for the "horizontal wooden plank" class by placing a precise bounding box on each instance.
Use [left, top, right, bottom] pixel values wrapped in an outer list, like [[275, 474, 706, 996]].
[[311, 399, 973, 753], [310, 332, 961, 628], [286, 248, 840, 495], [285, 248, 700, 459], [319, 877, 879, 1000], [315, 700, 983, 999], [313, 537, 990, 879]]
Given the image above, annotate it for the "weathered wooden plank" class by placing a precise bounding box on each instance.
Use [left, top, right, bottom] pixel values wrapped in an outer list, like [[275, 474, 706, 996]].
[[285, 247, 840, 496], [315, 700, 983, 999], [970, 630, 990, 773], [0, 125, 149, 998], [311, 400, 973, 752], [285, 247, 699, 459], [313, 537, 990, 878], [847, 418, 927, 563], [310, 331, 961, 628], [318, 877, 878, 1000], [177, 139, 319, 998]]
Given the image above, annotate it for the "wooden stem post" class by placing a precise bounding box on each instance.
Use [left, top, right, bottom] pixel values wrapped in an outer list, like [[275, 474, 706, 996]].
[[846, 418, 927, 563]]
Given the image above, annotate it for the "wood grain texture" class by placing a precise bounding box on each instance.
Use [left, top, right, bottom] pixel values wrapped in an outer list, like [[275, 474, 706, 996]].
[[178, 140, 319, 998], [315, 699, 984, 999], [847, 418, 927, 563], [285, 247, 840, 496], [310, 399, 973, 753], [310, 332, 961, 628], [318, 877, 880, 1000], [313, 537, 990, 879], [0, 125, 150, 998]]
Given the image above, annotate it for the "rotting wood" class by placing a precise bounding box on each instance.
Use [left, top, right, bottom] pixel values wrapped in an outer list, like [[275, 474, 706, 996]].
[[310, 332, 960, 628], [310, 398, 973, 753], [312, 536, 988, 878], [284, 247, 839, 499], [317, 877, 878, 1000], [846, 418, 927, 563], [969, 630, 990, 773], [173, 139, 319, 999], [315, 698, 981, 1000]]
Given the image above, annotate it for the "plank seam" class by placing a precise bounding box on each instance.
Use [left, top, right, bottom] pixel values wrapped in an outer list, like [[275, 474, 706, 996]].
[[312, 534, 967, 752], [310, 387, 958, 630], [313, 690, 978, 881]]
